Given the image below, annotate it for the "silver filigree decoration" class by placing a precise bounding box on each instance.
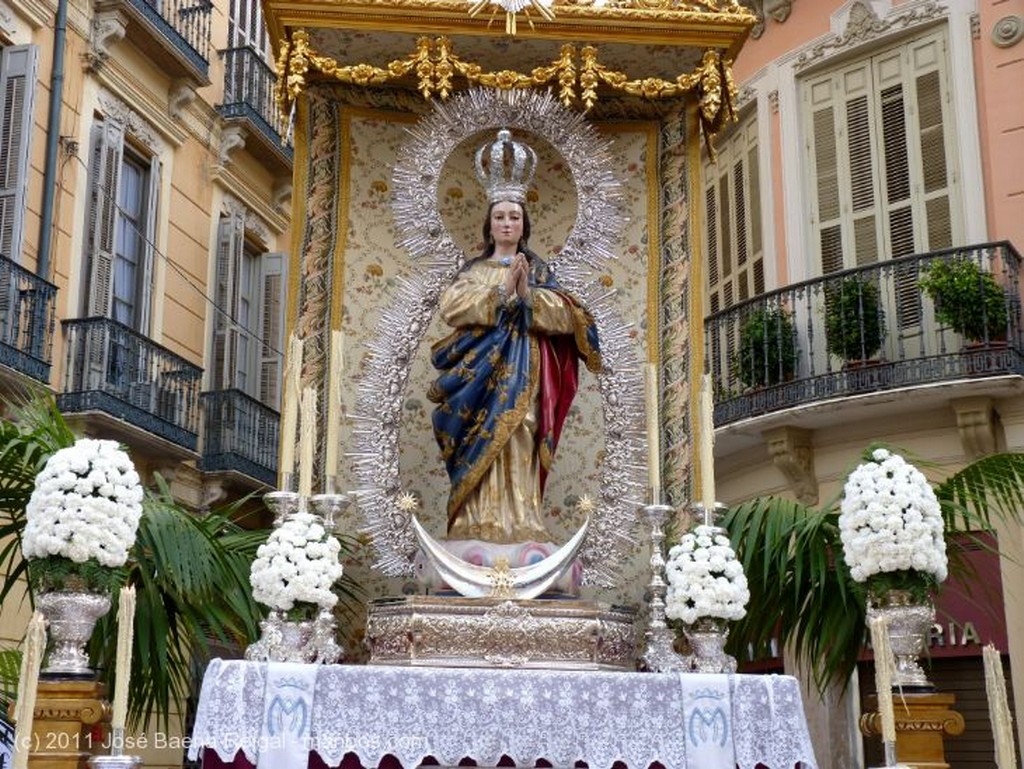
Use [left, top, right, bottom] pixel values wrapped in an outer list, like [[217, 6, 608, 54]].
[[352, 88, 645, 586]]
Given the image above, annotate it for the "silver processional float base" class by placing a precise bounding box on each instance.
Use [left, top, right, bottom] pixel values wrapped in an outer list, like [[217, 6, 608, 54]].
[[365, 595, 637, 671]]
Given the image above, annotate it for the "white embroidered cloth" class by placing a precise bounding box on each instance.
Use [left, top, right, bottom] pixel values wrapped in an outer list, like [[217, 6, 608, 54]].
[[258, 662, 319, 769], [188, 660, 818, 769], [679, 674, 735, 768]]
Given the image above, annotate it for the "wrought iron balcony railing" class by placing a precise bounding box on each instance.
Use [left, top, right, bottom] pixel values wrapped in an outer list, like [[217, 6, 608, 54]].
[[117, 0, 212, 76], [200, 389, 279, 486], [0, 254, 57, 383], [59, 318, 203, 451], [219, 46, 292, 160], [706, 241, 1024, 427]]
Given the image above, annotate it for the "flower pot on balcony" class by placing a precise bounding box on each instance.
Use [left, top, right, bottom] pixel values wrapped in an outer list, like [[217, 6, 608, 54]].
[[824, 275, 884, 365], [920, 257, 1010, 345], [734, 305, 797, 389]]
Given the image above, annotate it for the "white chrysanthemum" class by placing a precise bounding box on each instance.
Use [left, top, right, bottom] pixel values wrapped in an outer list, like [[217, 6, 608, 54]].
[[250, 512, 344, 611], [664, 525, 749, 625], [839, 448, 947, 585], [22, 438, 144, 568]]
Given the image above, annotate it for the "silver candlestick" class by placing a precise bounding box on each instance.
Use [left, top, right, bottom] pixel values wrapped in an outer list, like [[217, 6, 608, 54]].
[[309, 492, 350, 534], [640, 502, 689, 672], [264, 489, 301, 527]]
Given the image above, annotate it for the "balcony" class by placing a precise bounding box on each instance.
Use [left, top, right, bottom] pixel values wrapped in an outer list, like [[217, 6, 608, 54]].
[[94, 0, 212, 84], [218, 46, 293, 172], [0, 255, 57, 383], [706, 242, 1024, 431], [200, 389, 279, 487], [59, 318, 202, 452]]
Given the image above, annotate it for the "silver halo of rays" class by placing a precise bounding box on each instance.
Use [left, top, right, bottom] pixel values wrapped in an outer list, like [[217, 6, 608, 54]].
[[352, 88, 646, 587]]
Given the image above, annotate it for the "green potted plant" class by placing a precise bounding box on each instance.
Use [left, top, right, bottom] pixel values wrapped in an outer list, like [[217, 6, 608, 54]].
[[735, 304, 797, 388], [919, 256, 1009, 343], [824, 275, 884, 364]]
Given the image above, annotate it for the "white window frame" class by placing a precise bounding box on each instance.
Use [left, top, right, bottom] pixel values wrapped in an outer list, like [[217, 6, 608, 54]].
[[772, 2, 985, 287], [82, 116, 160, 334], [210, 204, 286, 408]]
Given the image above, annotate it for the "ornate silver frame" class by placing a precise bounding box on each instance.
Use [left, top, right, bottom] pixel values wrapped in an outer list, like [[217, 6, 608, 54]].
[[351, 88, 646, 587]]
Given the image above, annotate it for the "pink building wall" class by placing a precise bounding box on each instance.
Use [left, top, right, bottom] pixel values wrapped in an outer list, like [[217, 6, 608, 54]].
[[974, 1, 1024, 244], [730, 0, 1024, 253]]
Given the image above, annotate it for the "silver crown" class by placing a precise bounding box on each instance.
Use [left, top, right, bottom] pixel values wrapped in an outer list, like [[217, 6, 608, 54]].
[[474, 129, 537, 204]]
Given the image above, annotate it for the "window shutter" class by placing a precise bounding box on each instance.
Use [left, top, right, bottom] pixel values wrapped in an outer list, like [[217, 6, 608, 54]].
[[747, 134, 763, 274], [211, 210, 245, 391], [807, 79, 845, 276], [911, 36, 954, 251], [230, 0, 269, 56], [85, 119, 125, 318], [705, 184, 719, 287], [0, 45, 38, 265], [718, 173, 732, 279], [258, 251, 286, 408], [806, 29, 958, 281], [704, 114, 761, 388], [138, 155, 161, 333], [733, 160, 747, 269]]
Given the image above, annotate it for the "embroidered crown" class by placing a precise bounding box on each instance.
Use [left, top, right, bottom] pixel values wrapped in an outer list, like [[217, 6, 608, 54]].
[[474, 129, 537, 205]]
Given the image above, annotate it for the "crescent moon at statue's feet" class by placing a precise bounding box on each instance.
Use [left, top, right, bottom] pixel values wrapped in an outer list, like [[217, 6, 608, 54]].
[[411, 515, 589, 599]]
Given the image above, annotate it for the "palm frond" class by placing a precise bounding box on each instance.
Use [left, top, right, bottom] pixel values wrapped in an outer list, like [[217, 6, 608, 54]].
[[92, 482, 270, 731], [934, 453, 1024, 532], [0, 393, 273, 733], [0, 648, 21, 702], [722, 494, 864, 693], [721, 450, 1024, 697]]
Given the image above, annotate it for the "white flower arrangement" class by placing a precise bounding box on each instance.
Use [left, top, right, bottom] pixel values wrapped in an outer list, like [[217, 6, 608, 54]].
[[22, 438, 144, 569], [249, 511, 343, 613], [665, 525, 750, 625], [839, 448, 947, 590]]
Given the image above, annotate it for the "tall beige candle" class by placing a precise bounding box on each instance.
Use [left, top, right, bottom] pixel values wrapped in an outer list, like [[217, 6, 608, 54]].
[[111, 585, 136, 735], [279, 334, 303, 481], [868, 615, 897, 745], [645, 363, 661, 501], [12, 612, 45, 769], [323, 329, 344, 492], [298, 386, 318, 498], [983, 644, 1017, 768], [699, 373, 716, 513]]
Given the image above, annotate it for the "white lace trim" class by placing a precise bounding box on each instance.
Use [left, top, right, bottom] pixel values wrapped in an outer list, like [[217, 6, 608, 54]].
[[188, 660, 818, 769]]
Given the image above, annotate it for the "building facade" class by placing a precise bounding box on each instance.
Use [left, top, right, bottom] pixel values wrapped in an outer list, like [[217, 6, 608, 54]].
[[0, 0, 291, 761], [714, 0, 1024, 766], [1, 0, 1022, 765]]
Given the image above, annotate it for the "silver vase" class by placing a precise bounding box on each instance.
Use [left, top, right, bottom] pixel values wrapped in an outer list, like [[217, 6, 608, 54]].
[[37, 591, 112, 676], [246, 611, 321, 663], [867, 589, 935, 689], [684, 616, 737, 674], [278, 618, 317, 663]]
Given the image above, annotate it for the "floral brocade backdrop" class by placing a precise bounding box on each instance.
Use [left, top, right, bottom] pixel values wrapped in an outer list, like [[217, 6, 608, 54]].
[[330, 107, 656, 654]]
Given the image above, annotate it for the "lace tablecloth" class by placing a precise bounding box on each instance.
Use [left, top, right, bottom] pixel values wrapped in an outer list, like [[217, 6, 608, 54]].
[[188, 660, 818, 769]]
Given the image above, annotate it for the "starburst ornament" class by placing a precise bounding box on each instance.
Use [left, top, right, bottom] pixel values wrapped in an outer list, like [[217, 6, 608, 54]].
[[467, 0, 555, 36], [575, 494, 597, 516], [396, 492, 420, 513]]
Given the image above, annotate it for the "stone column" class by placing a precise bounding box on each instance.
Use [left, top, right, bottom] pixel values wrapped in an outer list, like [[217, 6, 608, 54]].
[[860, 692, 965, 769]]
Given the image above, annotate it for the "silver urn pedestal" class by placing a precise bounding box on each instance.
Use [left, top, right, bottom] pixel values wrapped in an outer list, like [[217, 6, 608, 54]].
[[36, 591, 112, 677], [867, 589, 935, 689], [684, 616, 738, 674]]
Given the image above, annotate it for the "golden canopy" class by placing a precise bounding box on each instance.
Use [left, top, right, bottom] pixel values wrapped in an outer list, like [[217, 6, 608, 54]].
[[263, 0, 756, 145]]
